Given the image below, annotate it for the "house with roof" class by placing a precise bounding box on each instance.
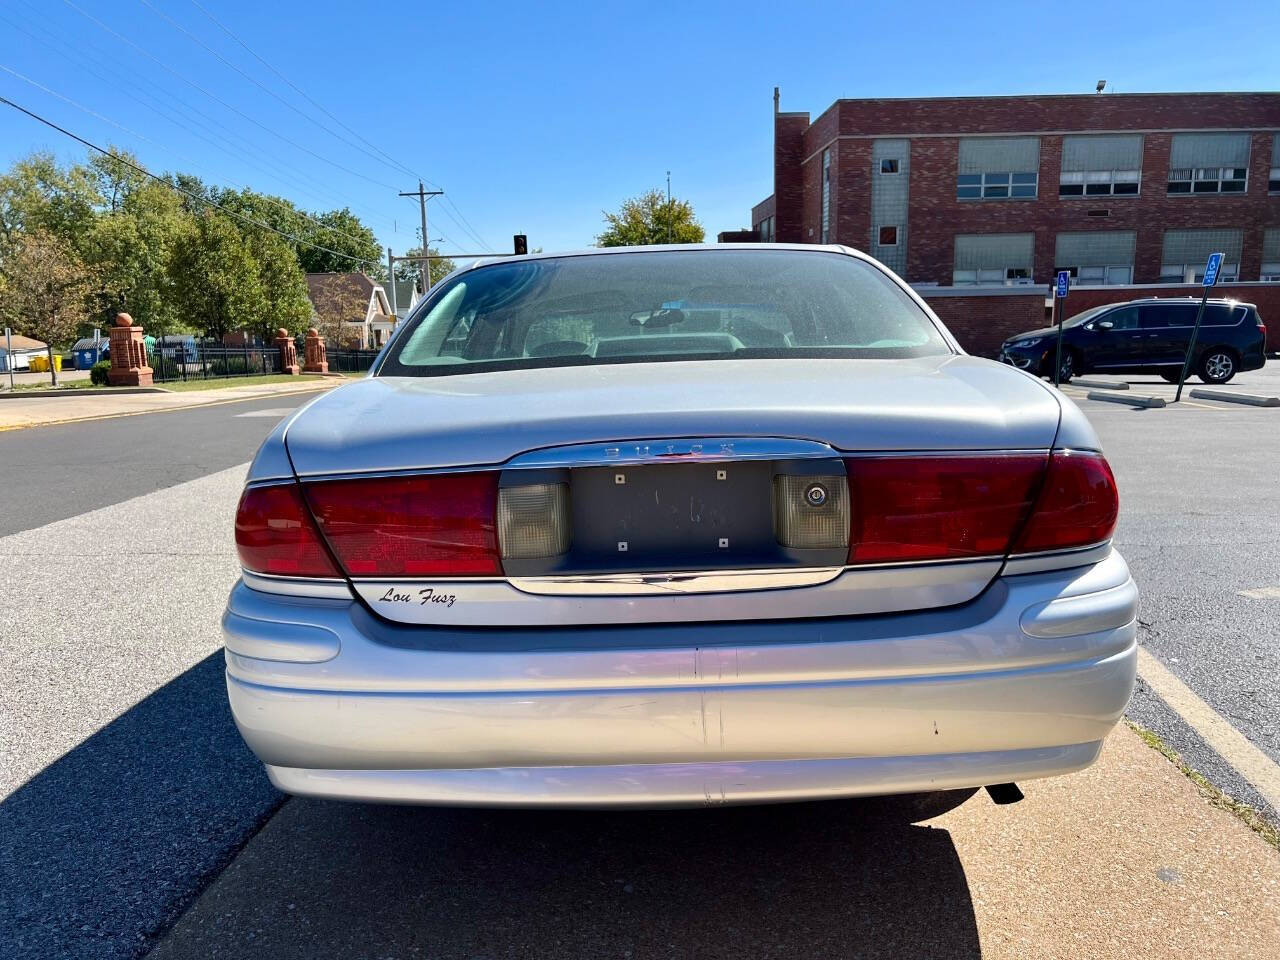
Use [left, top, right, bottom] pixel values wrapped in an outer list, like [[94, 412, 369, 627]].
[[0, 334, 48, 372], [382, 276, 422, 321], [305, 273, 396, 350]]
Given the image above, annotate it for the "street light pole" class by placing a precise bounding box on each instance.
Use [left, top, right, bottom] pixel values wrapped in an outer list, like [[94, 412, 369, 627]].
[[666, 170, 672, 244]]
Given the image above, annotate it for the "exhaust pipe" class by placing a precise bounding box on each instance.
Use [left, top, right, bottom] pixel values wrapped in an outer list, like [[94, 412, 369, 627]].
[[985, 782, 1024, 805]]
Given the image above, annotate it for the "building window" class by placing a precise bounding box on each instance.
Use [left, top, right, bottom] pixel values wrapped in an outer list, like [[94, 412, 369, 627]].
[[1262, 229, 1280, 279], [878, 226, 898, 246], [754, 216, 775, 243], [821, 149, 831, 244], [1261, 263, 1280, 282], [1167, 167, 1248, 194], [1055, 264, 1133, 285], [1059, 170, 1140, 196], [957, 171, 1037, 200], [956, 137, 1040, 201], [880, 158, 899, 175], [1159, 228, 1244, 283], [952, 233, 1035, 286], [1159, 261, 1239, 283], [1166, 132, 1251, 195]]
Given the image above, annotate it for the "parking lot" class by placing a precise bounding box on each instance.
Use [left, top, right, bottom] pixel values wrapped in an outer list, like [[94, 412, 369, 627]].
[[2, 372, 1279, 960]]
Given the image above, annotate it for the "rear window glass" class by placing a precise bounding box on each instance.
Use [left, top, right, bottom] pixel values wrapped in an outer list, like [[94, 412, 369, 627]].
[[380, 250, 951, 376]]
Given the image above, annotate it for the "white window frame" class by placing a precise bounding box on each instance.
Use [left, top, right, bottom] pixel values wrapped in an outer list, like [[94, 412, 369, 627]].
[[1058, 169, 1140, 197], [1260, 262, 1280, 282], [1159, 262, 1240, 284], [1056, 264, 1133, 285], [1167, 166, 1248, 194], [880, 158, 900, 175], [956, 171, 1037, 200], [951, 266, 1032, 285]]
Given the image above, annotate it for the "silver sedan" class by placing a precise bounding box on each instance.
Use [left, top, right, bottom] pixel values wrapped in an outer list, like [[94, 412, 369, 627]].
[[225, 244, 1136, 810]]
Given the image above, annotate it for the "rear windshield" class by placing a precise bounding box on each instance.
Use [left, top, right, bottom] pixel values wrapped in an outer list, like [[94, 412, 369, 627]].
[[379, 249, 951, 376]]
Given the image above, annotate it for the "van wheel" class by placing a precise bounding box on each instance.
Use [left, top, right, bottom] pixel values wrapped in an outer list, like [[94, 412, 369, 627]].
[[1198, 349, 1236, 384], [1046, 349, 1076, 384]]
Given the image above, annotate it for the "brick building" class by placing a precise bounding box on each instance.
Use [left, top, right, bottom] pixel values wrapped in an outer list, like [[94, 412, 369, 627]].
[[750, 90, 1280, 352]]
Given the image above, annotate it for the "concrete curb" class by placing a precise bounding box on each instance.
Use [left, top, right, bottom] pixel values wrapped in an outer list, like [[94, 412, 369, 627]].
[[1072, 378, 1130, 390], [0, 387, 165, 399], [1189, 388, 1280, 407], [1087, 391, 1166, 408]]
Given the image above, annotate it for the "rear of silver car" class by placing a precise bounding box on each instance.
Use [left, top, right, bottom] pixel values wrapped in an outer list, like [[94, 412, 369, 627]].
[[224, 246, 1136, 807]]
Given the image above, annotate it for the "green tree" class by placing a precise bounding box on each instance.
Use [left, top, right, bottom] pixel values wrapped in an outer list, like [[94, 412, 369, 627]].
[[394, 247, 455, 291], [169, 210, 263, 342], [297, 207, 382, 277], [597, 189, 704, 247], [0, 229, 100, 386], [0, 152, 101, 258], [247, 229, 313, 342], [85, 179, 192, 335]]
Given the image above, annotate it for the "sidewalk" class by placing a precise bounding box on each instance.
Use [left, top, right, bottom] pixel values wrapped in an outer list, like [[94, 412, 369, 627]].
[[147, 722, 1280, 960], [0, 377, 340, 431]]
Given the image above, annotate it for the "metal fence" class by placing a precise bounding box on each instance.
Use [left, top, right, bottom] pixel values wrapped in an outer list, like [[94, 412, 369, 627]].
[[150, 343, 277, 383], [147, 342, 380, 382], [326, 348, 381, 374]]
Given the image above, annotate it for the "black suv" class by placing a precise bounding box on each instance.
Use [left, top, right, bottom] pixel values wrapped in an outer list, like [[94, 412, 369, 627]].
[[1000, 298, 1267, 384]]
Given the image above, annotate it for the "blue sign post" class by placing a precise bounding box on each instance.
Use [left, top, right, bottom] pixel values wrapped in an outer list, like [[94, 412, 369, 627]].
[[1052, 270, 1071, 386], [1175, 252, 1225, 402]]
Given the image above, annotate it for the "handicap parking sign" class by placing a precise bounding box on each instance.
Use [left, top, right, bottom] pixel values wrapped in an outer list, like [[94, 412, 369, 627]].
[[1202, 252, 1223, 287], [1055, 270, 1070, 299]]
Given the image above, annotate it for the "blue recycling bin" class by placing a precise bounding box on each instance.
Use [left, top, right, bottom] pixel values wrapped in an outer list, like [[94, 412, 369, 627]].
[[72, 338, 106, 370]]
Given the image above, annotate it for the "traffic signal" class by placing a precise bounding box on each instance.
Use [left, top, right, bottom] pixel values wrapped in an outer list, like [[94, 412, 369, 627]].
[[513, 234, 528, 255]]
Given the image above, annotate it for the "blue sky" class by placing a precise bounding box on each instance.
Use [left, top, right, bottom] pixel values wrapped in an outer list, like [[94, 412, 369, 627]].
[[1, 0, 1277, 260]]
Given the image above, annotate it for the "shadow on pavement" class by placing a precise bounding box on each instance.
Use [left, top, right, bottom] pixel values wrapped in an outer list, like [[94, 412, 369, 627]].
[[0, 652, 282, 960], [149, 794, 981, 959]]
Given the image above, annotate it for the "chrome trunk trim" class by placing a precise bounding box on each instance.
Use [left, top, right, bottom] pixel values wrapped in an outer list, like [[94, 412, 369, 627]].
[[509, 566, 844, 596], [241, 571, 354, 600]]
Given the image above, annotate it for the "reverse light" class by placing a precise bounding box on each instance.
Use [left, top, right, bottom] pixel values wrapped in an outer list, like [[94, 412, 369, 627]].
[[498, 482, 571, 559]]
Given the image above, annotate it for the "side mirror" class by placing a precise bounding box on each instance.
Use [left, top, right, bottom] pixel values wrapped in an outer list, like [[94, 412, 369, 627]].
[[1096, 320, 1114, 331]]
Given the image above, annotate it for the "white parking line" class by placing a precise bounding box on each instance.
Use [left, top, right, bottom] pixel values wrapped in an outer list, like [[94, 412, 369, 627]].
[[1239, 586, 1280, 600], [1136, 646, 1280, 810]]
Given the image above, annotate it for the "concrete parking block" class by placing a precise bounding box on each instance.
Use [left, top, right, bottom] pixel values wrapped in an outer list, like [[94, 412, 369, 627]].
[[1088, 391, 1166, 408], [1188, 389, 1280, 407], [1073, 378, 1130, 390]]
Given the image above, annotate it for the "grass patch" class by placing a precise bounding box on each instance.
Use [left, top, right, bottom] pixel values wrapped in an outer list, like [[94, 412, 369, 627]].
[[1126, 719, 1280, 852], [5, 378, 98, 392], [157, 374, 328, 392]]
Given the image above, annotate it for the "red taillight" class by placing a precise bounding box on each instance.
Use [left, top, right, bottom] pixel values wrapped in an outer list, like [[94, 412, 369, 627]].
[[1013, 451, 1118, 553], [844, 456, 1045, 565], [301, 473, 500, 576], [235, 484, 341, 577]]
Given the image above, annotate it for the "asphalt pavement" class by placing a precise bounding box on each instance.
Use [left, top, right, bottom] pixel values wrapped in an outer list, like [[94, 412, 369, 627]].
[[0, 389, 327, 536], [1059, 365, 1280, 823], [2, 370, 1279, 960]]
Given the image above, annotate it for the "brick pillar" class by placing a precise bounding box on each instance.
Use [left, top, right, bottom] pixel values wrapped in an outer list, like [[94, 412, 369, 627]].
[[275, 328, 299, 375], [106, 312, 153, 387], [303, 328, 328, 373]]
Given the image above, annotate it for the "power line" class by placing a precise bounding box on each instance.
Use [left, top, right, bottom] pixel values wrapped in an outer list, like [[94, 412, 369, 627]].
[[0, 94, 379, 270], [184, 0, 496, 253], [3, 2, 399, 230], [61, 0, 401, 192], [0, 62, 384, 254]]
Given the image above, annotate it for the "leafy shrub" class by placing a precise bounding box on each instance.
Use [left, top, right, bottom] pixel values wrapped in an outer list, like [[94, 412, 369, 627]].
[[90, 360, 111, 386], [208, 357, 253, 375]]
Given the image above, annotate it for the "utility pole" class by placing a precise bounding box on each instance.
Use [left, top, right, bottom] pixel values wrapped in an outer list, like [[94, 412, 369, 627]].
[[387, 246, 397, 318], [666, 170, 672, 244], [398, 181, 443, 290]]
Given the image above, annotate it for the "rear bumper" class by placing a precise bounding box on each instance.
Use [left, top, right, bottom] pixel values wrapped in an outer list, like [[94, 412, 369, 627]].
[[223, 551, 1138, 806]]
